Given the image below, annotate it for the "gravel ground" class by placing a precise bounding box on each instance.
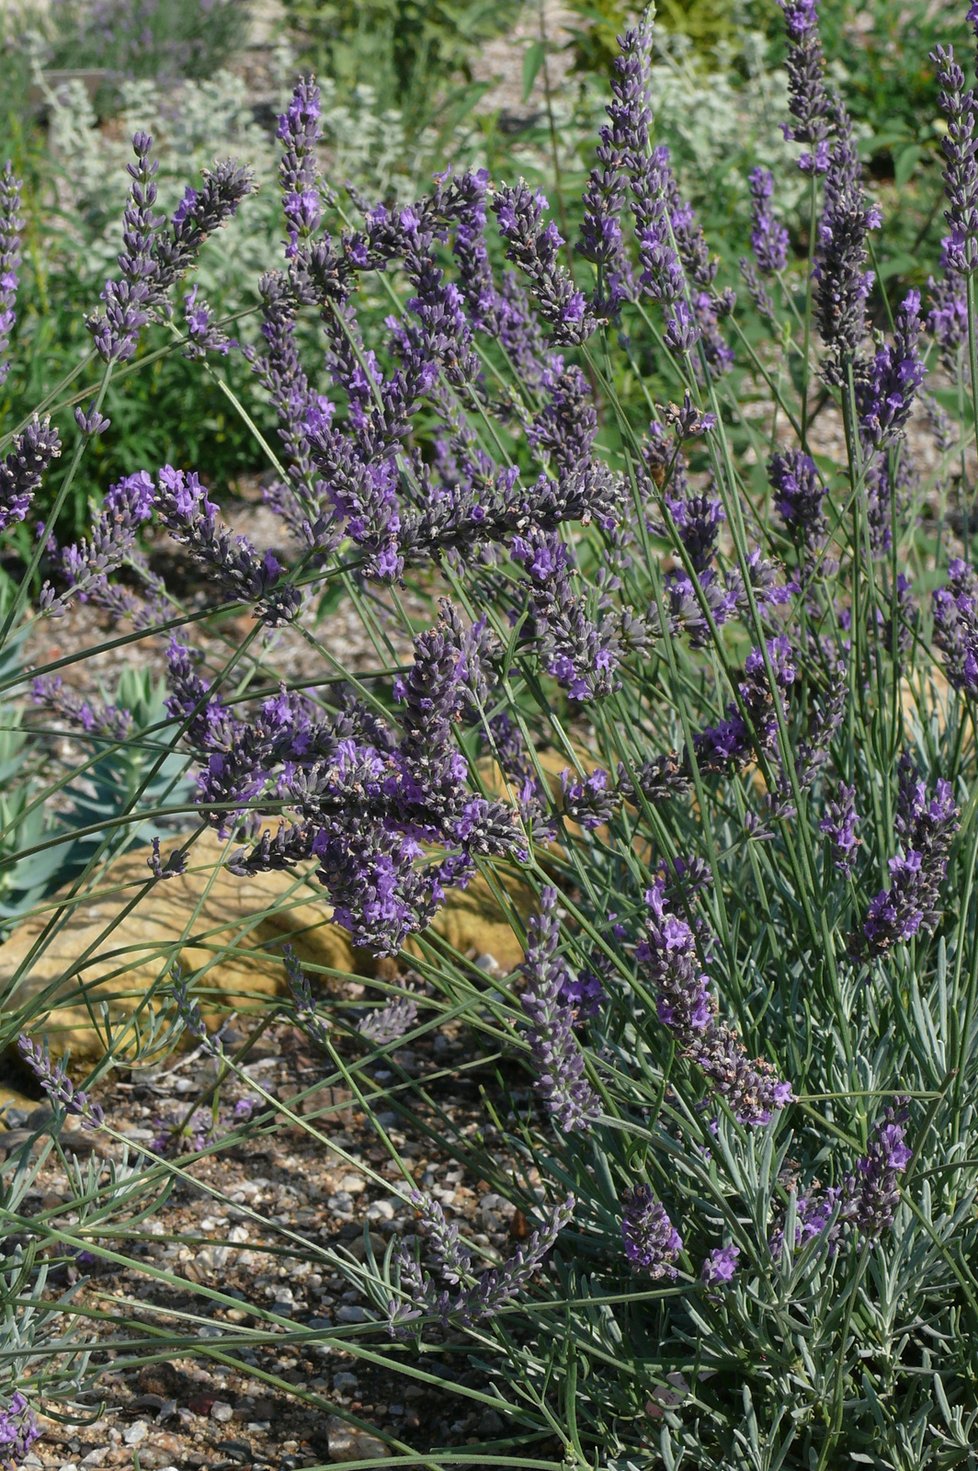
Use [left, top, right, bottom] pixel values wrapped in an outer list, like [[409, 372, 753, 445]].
[[4, 1008, 545, 1470]]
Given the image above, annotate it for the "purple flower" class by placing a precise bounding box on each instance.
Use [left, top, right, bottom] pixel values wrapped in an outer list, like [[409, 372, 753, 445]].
[[42, 469, 156, 616], [520, 888, 600, 1133], [621, 1185, 682, 1277], [769, 449, 826, 544], [701, 1244, 740, 1286], [88, 133, 253, 362], [641, 879, 792, 1125], [840, 1103, 912, 1239], [932, 45, 978, 280], [0, 1392, 40, 1468], [492, 182, 596, 344], [74, 402, 111, 436], [32, 675, 132, 742], [559, 766, 618, 830], [934, 558, 978, 691], [857, 290, 925, 447], [820, 782, 859, 875], [858, 764, 959, 956], [0, 415, 61, 534], [183, 285, 233, 357], [778, 0, 831, 171], [577, 27, 646, 314], [16, 1037, 104, 1129], [813, 105, 882, 384], [225, 607, 523, 954], [748, 167, 789, 273], [0, 163, 23, 387], [277, 78, 324, 260], [148, 837, 187, 879], [693, 637, 797, 772], [156, 465, 300, 624]]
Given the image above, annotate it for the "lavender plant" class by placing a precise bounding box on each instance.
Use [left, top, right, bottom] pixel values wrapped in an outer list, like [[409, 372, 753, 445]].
[[5, 4, 978, 1467]]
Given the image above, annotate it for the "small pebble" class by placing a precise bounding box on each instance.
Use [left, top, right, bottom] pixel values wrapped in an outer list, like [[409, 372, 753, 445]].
[[124, 1420, 148, 1445], [326, 1416, 391, 1462], [336, 1304, 370, 1323], [211, 1400, 234, 1423]]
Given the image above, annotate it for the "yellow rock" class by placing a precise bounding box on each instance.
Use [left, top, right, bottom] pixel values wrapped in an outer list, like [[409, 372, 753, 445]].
[[0, 827, 533, 1066]]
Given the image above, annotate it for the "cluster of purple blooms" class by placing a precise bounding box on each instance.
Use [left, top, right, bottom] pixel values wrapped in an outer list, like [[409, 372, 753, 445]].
[[0, 1393, 40, 1470], [159, 604, 527, 954], [519, 887, 600, 1134], [151, 1096, 255, 1156], [859, 758, 959, 956], [934, 559, 978, 691], [775, 1102, 913, 1254], [16, 1037, 105, 1129], [3, 0, 977, 1393], [0, 163, 22, 388], [641, 879, 792, 1126]]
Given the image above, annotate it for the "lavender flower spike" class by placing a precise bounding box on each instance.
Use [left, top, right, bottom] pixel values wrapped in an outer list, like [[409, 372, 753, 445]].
[[857, 289, 926, 447], [89, 134, 253, 362], [932, 45, 978, 278], [156, 465, 300, 624], [934, 557, 978, 691], [16, 1037, 104, 1129], [0, 162, 23, 387], [820, 782, 859, 876], [621, 1185, 682, 1277], [88, 129, 162, 362], [840, 1102, 912, 1239], [748, 167, 789, 274], [859, 767, 959, 956], [277, 78, 325, 260], [0, 1392, 41, 1469], [520, 887, 600, 1133], [778, 0, 831, 173], [813, 104, 882, 385], [0, 416, 61, 534], [388, 1192, 574, 1333], [641, 879, 792, 1125], [493, 182, 596, 344]]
